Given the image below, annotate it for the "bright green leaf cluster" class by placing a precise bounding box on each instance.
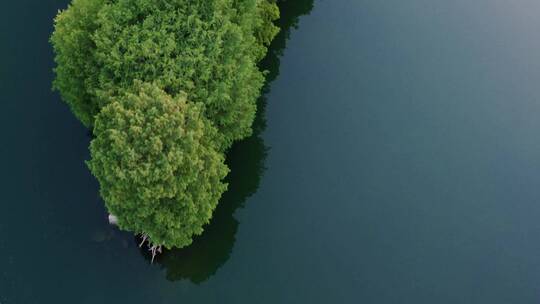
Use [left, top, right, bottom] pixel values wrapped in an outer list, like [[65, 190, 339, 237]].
[[51, 0, 279, 248], [88, 82, 228, 248]]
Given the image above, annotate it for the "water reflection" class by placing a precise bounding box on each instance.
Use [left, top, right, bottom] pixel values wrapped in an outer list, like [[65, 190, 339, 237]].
[[140, 0, 315, 283]]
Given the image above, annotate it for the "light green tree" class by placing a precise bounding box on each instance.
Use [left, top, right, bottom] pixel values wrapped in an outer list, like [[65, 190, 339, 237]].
[[50, 0, 106, 127], [87, 82, 229, 249]]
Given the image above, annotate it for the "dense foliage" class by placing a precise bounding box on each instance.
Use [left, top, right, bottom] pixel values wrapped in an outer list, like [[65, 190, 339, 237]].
[[50, 0, 106, 127], [51, 0, 279, 249], [88, 82, 228, 248], [52, 0, 279, 149]]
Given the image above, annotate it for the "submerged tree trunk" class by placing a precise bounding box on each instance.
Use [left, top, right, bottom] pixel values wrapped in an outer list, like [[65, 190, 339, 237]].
[[108, 213, 162, 263], [139, 233, 163, 263]]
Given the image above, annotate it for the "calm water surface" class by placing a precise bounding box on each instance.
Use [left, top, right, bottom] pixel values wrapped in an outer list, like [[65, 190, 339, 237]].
[[2, 0, 540, 303]]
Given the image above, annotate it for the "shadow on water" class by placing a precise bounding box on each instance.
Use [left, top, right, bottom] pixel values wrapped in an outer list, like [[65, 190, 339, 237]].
[[137, 0, 315, 284]]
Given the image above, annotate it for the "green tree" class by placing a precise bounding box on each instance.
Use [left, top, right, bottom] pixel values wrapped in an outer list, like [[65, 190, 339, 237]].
[[50, 0, 105, 127], [87, 82, 229, 248], [51, 0, 279, 249], [52, 0, 279, 149], [253, 0, 280, 60]]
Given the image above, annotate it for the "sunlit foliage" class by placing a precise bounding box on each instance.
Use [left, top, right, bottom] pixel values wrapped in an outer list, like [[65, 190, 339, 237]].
[[87, 82, 229, 248], [51, 0, 279, 248]]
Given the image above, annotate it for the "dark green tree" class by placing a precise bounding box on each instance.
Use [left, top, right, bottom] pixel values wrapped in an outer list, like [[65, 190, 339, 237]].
[[87, 82, 229, 249]]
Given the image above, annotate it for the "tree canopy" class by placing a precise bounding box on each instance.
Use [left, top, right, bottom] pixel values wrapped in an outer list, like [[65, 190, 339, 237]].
[[50, 0, 106, 127], [87, 82, 229, 248], [52, 0, 279, 149], [51, 0, 279, 249]]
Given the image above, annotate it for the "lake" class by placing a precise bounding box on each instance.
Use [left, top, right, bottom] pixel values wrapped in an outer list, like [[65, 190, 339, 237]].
[[2, 0, 540, 303]]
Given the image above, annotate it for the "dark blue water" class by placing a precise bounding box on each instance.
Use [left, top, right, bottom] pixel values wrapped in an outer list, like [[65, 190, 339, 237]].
[[2, 0, 540, 303]]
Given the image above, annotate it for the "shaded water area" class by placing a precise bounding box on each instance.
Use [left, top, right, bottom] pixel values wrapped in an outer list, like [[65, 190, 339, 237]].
[[2, 0, 540, 303]]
